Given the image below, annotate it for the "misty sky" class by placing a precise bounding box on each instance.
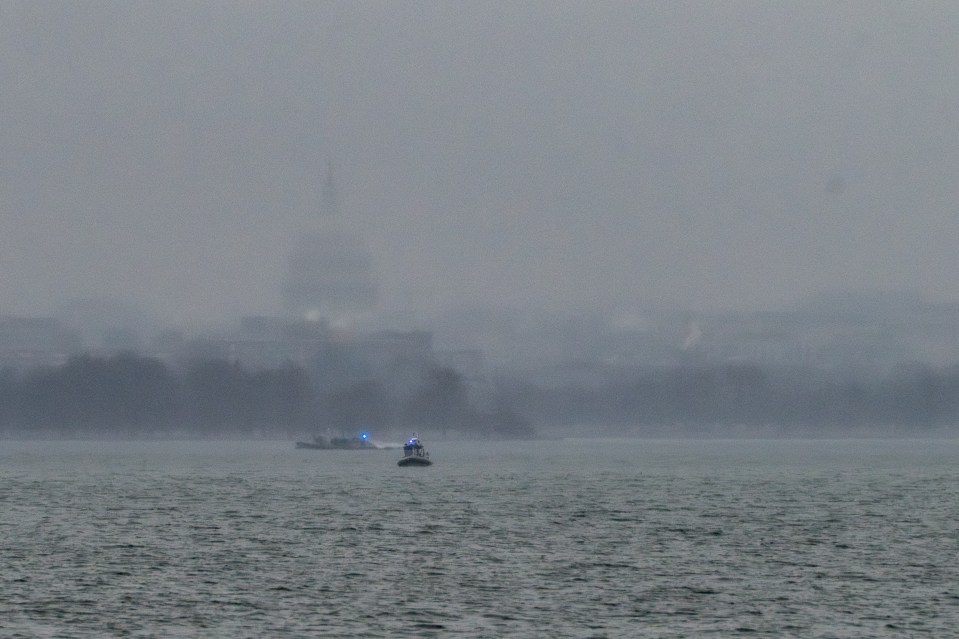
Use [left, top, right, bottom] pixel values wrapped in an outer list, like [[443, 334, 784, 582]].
[[3, 1, 959, 327]]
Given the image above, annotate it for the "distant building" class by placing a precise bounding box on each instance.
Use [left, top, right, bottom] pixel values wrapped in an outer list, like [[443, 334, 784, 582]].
[[0, 316, 81, 370], [282, 230, 377, 321], [53, 297, 148, 353], [282, 162, 377, 324], [181, 319, 437, 396]]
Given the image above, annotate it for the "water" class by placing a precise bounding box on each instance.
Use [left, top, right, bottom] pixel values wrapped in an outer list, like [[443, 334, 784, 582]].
[[2, 438, 958, 637]]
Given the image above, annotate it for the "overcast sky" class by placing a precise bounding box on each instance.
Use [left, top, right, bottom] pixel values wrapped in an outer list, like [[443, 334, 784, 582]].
[[3, 1, 959, 327]]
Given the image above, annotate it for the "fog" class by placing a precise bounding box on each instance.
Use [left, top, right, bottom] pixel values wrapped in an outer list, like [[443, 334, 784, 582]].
[[4, 1, 959, 331]]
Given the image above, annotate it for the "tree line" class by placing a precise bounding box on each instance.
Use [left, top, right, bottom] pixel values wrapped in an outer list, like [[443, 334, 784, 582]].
[[501, 362, 959, 434], [0, 352, 534, 438], [3, 354, 958, 438]]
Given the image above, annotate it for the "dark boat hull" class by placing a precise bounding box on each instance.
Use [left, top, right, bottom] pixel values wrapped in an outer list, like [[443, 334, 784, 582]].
[[397, 456, 432, 466], [296, 436, 377, 450]]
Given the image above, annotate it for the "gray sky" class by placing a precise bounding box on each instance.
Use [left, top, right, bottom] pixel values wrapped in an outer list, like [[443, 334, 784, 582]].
[[3, 1, 959, 327]]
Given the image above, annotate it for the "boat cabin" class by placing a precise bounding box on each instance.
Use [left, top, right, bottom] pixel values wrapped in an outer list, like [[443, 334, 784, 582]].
[[402, 437, 429, 460]]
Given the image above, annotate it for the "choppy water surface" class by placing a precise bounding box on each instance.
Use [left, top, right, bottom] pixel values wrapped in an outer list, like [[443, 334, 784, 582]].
[[2, 438, 958, 637]]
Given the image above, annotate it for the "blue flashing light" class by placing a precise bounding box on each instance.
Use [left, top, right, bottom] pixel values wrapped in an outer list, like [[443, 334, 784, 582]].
[[359, 432, 369, 440]]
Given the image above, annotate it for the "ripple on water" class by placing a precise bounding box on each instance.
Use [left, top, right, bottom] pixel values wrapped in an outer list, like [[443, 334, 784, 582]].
[[2, 439, 959, 637]]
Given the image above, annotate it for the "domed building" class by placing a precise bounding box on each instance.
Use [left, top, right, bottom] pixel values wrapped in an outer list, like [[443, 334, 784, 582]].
[[282, 229, 377, 322], [281, 163, 377, 323]]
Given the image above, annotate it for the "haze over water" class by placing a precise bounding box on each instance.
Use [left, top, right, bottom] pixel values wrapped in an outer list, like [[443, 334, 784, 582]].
[[4, 438, 958, 637]]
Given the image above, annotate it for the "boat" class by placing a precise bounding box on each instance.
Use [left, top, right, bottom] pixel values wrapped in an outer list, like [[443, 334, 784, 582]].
[[295, 431, 378, 450], [397, 434, 432, 466]]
